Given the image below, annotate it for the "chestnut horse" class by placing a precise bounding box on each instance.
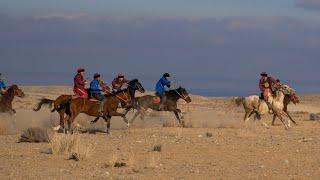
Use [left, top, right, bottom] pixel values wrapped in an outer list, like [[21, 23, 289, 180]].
[[123, 87, 192, 126], [66, 79, 145, 133], [0, 85, 25, 115]]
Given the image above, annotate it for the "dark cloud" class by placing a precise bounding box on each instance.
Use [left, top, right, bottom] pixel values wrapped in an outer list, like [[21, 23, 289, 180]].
[[0, 14, 320, 95], [295, 0, 320, 11]]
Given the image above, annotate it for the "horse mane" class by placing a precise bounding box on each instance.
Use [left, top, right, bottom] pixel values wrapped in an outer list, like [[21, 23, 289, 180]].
[[104, 88, 129, 97]]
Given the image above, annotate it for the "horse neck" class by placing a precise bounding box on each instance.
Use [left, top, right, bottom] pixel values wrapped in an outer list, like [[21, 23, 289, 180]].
[[128, 86, 136, 99], [274, 90, 285, 102], [3, 87, 14, 102], [167, 91, 180, 102]]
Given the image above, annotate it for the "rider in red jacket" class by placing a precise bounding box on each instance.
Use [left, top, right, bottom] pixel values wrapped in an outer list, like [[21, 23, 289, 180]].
[[259, 72, 279, 102], [73, 68, 88, 98]]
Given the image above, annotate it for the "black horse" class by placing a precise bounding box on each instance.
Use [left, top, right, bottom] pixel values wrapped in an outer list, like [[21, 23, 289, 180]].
[[123, 87, 192, 126]]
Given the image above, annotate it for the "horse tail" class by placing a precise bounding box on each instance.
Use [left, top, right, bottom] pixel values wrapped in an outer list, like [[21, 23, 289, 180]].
[[234, 97, 245, 107], [56, 99, 72, 115], [33, 98, 54, 111]]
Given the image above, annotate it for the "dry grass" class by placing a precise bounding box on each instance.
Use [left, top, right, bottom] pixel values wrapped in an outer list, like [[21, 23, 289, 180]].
[[19, 127, 50, 143], [49, 133, 95, 161]]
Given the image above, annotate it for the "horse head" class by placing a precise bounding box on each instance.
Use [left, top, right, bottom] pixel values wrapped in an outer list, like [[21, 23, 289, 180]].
[[175, 87, 192, 103], [128, 79, 145, 93], [11, 84, 25, 98]]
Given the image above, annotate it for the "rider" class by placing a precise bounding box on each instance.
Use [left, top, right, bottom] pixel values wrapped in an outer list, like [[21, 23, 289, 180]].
[[259, 72, 280, 111], [112, 73, 129, 93], [89, 73, 107, 115], [73, 68, 88, 98], [155, 73, 171, 110], [89, 73, 104, 101], [0, 73, 7, 96]]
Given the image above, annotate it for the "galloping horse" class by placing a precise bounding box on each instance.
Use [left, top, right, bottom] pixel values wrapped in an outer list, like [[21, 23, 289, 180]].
[[235, 84, 296, 129], [123, 87, 192, 126], [33, 79, 144, 132], [0, 85, 25, 115], [66, 79, 145, 133], [272, 92, 300, 126]]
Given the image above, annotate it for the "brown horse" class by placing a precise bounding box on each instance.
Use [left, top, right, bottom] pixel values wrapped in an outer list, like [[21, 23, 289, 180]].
[[34, 79, 144, 133], [66, 79, 145, 133], [123, 87, 192, 126], [0, 85, 25, 115], [33, 94, 73, 130]]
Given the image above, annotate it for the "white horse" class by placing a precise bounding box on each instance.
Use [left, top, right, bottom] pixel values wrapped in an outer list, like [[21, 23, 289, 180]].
[[235, 84, 296, 129]]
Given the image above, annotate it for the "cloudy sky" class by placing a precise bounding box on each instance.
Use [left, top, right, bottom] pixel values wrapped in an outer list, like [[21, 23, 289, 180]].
[[0, 0, 320, 96]]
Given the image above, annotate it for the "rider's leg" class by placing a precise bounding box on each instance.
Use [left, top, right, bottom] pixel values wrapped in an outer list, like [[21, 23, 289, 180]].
[[93, 94, 105, 116], [159, 92, 166, 110]]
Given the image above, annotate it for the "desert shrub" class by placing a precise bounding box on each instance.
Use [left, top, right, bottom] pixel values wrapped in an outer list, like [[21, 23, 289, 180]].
[[19, 127, 50, 143], [49, 133, 95, 161]]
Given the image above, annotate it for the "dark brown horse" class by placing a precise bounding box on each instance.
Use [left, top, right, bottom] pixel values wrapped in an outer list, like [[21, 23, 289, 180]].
[[272, 93, 300, 126], [0, 85, 25, 114], [66, 79, 145, 133], [124, 87, 191, 126]]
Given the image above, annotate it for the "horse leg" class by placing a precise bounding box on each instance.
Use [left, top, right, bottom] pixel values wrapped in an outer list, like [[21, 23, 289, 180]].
[[90, 117, 100, 124], [273, 109, 289, 130], [173, 110, 182, 126], [130, 111, 141, 124], [176, 109, 184, 119], [244, 110, 253, 128], [109, 111, 129, 127], [103, 115, 111, 134], [272, 114, 277, 126], [284, 111, 298, 125]]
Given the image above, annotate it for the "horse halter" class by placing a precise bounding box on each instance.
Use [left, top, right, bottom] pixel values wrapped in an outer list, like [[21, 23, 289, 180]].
[[174, 89, 190, 101]]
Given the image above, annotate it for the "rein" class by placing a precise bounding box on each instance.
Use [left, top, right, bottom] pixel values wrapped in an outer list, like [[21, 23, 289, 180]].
[[115, 91, 131, 104], [174, 89, 189, 101]]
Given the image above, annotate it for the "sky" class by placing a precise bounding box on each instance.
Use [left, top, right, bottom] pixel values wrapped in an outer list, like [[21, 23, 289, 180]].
[[0, 0, 320, 96]]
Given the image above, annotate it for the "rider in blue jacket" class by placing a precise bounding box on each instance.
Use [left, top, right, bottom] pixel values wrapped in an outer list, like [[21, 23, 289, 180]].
[[89, 73, 105, 115], [0, 73, 7, 96], [155, 73, 171, 109]]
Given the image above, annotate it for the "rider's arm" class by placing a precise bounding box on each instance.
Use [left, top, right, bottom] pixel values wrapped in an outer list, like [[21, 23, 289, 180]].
[[75, 75, 85, 86], [162, 78, 171, 88], [259, 80, 264, 91]]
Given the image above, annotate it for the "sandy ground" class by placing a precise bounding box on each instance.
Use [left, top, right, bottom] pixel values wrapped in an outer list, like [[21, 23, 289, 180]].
[[0, 86, 320, 179]]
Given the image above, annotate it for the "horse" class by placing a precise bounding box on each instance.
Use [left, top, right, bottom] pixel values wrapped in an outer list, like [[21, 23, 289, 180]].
[[271, 92, 300, 126], [0, 85, 25, 114], [123, 87, 192, 126], [33, 79, 144, 132], [63, 79, 145, 133], [235, 84, 296, 129]]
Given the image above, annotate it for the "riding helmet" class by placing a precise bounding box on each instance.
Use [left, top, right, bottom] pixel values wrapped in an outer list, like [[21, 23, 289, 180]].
[[163, 73, 170, 78], [94, 73, 101, 79], [77, 68, 85, 73], [260, 72, 268, 76]]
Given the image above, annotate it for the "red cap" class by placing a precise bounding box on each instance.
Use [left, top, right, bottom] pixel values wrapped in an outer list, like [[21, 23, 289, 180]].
[[260, 72, 268, 76], [77, 68, 85, 73], [94, 73, 101, 78], [117, 73, 124, 78]]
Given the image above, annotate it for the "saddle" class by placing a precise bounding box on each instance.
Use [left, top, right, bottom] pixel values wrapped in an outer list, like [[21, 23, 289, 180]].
[[153, 96, 161, 104]]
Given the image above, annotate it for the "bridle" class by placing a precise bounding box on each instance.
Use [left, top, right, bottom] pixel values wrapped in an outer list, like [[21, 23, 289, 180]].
[[174, 89, 190, 101]]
